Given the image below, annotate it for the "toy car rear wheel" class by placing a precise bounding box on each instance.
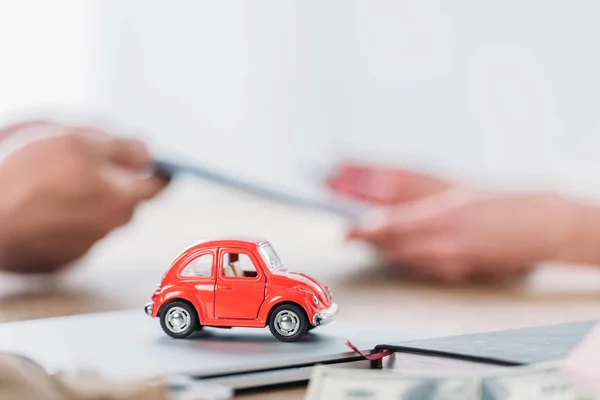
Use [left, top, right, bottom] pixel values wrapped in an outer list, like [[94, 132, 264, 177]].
[[159, 301, 199, 339], [268, 304, 308, 342]]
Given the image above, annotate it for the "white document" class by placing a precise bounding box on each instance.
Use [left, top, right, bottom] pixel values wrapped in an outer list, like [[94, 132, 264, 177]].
[[563, 321, 600, 396]]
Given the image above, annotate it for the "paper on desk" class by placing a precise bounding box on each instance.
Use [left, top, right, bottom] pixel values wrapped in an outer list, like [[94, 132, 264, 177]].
[[563, 321, 600, 396], [152, 157, 369, 220]]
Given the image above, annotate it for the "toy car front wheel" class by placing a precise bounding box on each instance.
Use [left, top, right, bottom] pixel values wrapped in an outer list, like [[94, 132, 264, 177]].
[[159, 301, 199, 339], [268, 304, 308, 342]]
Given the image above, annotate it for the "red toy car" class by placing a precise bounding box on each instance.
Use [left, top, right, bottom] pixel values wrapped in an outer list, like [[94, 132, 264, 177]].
[[145, 238, 338, 342]]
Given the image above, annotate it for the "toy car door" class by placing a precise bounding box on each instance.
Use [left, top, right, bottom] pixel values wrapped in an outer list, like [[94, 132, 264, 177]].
[[214, 248, 266, 319]]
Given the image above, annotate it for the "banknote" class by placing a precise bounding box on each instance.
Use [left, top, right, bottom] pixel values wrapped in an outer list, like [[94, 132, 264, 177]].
[[480, 363, 595, 400], [305, 363, 599, 400], [305, 366, 479, 400]]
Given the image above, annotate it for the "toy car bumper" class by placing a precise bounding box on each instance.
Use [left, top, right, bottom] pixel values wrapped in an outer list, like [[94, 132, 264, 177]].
[[144, 301, 153, 316], [312, 302, 339, 326]]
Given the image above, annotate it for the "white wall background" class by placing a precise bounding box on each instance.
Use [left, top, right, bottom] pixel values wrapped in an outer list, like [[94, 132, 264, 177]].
[[0, 1, 104, 120], [3, 1, 600, 198]]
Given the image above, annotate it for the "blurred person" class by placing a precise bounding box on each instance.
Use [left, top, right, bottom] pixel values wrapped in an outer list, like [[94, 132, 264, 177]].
[[0, 120, 168, 274], [5, 118, 599, 286], [327, 162, 600, 282]]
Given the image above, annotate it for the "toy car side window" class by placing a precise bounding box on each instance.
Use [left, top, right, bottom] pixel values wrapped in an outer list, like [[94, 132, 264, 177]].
[[221, 252, 259, 279], [180, 253, 213, 277]]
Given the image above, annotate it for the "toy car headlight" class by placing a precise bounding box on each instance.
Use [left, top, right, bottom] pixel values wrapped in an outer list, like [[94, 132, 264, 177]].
[[312, 294, 319, 306]]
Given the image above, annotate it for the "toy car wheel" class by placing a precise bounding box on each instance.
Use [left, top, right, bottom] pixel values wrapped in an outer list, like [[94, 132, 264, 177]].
[[159, 301, 199, 339], [268, 304, 308, 342]]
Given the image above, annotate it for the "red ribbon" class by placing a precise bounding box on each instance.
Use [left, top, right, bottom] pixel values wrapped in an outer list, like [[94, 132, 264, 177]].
[[346, 340, 393, 361]]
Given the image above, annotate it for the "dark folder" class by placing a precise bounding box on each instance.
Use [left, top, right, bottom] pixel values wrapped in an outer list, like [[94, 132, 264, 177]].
[[369, 320, 596, 368]]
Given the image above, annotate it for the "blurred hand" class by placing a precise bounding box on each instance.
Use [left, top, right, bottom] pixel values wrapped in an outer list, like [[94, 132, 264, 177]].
[[0, 121, 168, 274], [326, 162, 453, 204], [327, 163, 579, 282]]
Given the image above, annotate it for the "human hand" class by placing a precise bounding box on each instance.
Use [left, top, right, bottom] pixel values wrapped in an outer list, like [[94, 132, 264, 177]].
[[327, 163, 581, 282], [0, 121, 168, 274], [350, 188, 581, 281], [325, 162, 453, 205]]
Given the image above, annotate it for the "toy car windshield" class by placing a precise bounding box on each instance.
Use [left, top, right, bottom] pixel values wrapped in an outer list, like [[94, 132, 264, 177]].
[[258, 242, 283, 270]]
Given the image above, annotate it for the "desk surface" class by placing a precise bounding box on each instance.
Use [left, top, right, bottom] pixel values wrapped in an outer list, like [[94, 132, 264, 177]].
[[1, 180, 600, 400]]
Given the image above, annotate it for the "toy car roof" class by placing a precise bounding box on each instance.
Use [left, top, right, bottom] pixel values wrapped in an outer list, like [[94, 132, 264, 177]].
[[180, 237, 269, 252]]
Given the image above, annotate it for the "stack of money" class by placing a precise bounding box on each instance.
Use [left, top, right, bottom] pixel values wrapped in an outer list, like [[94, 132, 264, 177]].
[[305, 362, 598, 399]]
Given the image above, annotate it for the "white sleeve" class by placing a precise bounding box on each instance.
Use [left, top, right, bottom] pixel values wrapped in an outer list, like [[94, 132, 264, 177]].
[[0, 124, 67, 162]]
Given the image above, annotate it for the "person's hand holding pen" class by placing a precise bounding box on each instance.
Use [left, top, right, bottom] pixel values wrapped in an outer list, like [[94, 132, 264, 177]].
[[326, 162, 600, 282], [0, 120, 169, 274]]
